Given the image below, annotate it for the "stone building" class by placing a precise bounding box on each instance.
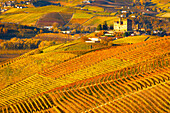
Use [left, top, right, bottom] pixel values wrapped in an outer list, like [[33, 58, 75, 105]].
[[114, 18, 132, 32]]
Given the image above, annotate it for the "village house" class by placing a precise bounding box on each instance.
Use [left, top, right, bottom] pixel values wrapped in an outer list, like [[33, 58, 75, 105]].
[[140, 28, 145, 32], [82, 0, 95, 4], [103, 31, 114, 36], [131, 13, 137, 18], [121, 11, 128, 13], [43, 26, 53, 31], [114, 18, 132, 32], [61, 31, 71, 34]]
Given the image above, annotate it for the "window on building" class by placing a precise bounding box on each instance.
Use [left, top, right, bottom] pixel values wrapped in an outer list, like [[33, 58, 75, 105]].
[[121, 21, 123, 25], [117, 21, 119, 24]]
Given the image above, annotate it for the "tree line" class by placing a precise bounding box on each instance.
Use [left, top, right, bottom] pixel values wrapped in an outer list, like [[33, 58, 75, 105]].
[[96, 21, 113, 31], [0, 23, 48, 39], [0, 37, 56, 49]]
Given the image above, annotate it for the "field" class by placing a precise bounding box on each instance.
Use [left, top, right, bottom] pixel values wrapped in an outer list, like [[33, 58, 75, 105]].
[[66, 13, 94, 26], [112, 35, 160, 44], [82, 5, 104, 12], [0, 6, 66, 26], [0, 36, 169, 112], [53, 42, 108, 53], [33, 33, 76, 42], [0, 6, 106, 27], [155, 2, 170, 13], [0, 49, 30, 64], [151, 0, 170, 4], [0, 50, 77, 90], [160, 13, 170, 18], [72, 13, 94, 19], [83, 16, 117, 27], [0, 3, 117, 28], [37, 12, 73, 27]]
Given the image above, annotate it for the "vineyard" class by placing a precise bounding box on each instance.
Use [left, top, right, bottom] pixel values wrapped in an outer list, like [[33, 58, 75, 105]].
[[83, 16, 117, 27], [112, 35, 156, 44], [37, 12, 73, 27], [66, 13, 94, 26], [0, 49, 30, 63], [0, 36, 170, 112], [0, 51, 77, 90], [0, 6, 66, 26], [82, 5, 104, 12]]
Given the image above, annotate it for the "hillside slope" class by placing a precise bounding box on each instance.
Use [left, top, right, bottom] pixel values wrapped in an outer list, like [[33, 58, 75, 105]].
[[0, 6, 66, 26], [0, 36, 169, 112], [37, 12, 73, 27]]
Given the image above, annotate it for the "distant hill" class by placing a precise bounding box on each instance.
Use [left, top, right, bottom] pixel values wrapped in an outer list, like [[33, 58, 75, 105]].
[[37, 12, 73, 27], [47, 0, 133, 6]]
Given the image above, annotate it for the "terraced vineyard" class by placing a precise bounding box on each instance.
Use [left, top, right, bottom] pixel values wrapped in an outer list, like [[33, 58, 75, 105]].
[[82, 5, 104, 12], [0, 36, 170, 112], [37, 12, 73, 27], [112, 35, 160, 44], [67, 13, 94, 26], [40, 37, 170, 79], [0, 6, 66, 26], [83, 16, 117, 27], [0, 51, 77, 90]]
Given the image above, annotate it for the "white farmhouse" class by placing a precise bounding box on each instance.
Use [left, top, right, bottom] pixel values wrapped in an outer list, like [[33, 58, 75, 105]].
[[85, 37, 101, 43]]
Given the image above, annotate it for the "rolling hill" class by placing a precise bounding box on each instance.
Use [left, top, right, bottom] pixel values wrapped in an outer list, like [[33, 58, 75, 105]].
[[36, 12, 73, 27], [112, 35, 160, 44], [0, 6, 66, 26], [0, 36, 169, 112]]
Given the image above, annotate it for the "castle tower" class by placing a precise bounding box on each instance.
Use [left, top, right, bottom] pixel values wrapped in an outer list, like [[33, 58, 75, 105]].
[[114, 18, 132, 32]]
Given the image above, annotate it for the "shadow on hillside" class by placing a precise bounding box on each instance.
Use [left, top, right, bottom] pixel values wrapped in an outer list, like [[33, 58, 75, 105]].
[[145, 2, 156, 6], [33, 1, 61, 7]]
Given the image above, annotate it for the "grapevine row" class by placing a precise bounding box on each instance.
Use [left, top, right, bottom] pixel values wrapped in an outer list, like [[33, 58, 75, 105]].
[[40, 37, 170, 79], [0, 57, 169, 112], [0, 47, 169, 108]]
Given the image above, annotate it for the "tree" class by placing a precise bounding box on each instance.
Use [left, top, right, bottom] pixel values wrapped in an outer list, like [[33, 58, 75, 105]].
[[52, 22, 59, 28], [158, 28, 163, 31], [108, 41, 113, 46], [117, 10, 121, 15], [123, 32, 129, 37], [2, 28, 8, 34], [53, 27, 58, 33], [80, 36, 89, 42], [34, 28, 37, 33], [97, 24, 102, 30], [103, 21, 108, 30], [110, 24, 113, 30], [39, 29, 43, 34]]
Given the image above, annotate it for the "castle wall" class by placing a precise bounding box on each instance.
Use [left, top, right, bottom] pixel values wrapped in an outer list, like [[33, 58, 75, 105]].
[[114, 18, 132, 32]]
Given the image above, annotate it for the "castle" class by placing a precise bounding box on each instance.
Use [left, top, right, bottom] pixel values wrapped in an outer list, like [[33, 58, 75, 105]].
[[114, 18, 132, 32]]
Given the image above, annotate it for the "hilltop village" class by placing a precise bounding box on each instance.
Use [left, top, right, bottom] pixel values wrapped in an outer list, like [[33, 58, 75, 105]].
[[0, 0, 169, 48]]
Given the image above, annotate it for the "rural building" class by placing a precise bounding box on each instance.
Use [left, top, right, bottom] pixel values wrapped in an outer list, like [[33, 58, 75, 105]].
[[85, 37, 101, 43], [114, 18, 132, 32], [82, 0, 94, 4], [43, 26, 53, 30], [140, 28, 145, 31], [61, 31, 71, 34]]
